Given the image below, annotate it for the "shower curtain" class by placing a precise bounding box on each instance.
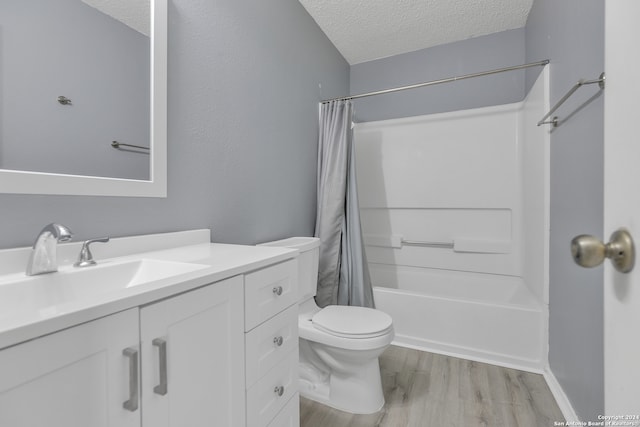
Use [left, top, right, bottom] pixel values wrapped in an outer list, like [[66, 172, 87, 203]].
[[314, 100, 374, 308]]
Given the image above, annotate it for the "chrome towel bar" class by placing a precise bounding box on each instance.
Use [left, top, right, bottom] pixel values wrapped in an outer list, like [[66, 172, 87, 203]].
[[537, 72, 605, 127]]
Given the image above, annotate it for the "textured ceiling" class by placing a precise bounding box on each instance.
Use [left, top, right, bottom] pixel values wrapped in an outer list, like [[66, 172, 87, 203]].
[[82, 0, 150, 36], [298, 0, 534, 64]]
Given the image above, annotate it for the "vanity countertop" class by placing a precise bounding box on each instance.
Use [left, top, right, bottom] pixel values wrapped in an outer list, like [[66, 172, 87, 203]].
[[0, 229, 297, 350]]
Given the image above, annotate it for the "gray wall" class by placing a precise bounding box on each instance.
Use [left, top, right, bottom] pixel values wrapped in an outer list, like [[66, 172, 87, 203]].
[[526, 0, 604, 421], [0, 0, 349, 250], [0, 0, 150, 180], [350, 28, 526, 122]]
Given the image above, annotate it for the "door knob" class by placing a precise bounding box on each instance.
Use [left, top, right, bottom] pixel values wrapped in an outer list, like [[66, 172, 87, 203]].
[[571, 228, 635, 273]]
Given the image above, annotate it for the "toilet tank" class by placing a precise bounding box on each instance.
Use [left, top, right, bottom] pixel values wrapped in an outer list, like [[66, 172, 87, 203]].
[[258, 237, 320, 301]]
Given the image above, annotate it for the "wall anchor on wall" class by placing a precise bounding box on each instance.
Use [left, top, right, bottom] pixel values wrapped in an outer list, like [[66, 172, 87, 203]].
[[57, 96, 72, 105]]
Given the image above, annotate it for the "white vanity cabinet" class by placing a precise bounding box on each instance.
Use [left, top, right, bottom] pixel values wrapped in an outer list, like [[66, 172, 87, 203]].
[[244, 260, 300, 427], [140, 275, 245, 427], [0, 276, 245, 427], [0, 309, 141, 427], [0, 236, 300, 427]]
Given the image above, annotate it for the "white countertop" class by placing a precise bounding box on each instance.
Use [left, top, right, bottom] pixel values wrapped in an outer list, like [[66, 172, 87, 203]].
[[0, 229, 297, 350]]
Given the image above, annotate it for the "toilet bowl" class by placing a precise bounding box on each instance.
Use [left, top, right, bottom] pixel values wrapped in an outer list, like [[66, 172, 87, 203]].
[[259, 237, 394, 414]]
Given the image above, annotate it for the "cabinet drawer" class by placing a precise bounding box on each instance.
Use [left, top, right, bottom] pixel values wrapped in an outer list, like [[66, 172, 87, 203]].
[[245, 305, 298, 387], [246, 350, 298, 427], [267, 393, 300, 427], [245, 260, 297, 331]]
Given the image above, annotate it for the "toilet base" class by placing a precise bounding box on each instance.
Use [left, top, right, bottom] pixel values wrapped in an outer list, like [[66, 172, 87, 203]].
[[298, 358, 385, 415]]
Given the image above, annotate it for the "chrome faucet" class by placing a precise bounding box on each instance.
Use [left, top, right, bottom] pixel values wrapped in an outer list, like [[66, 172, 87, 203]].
[[25, 223, 73, 276]]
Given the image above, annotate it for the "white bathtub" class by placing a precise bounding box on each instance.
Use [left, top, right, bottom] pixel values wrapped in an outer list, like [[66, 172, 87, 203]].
[[372, 266, 547, 373], [356, 71, 550, 373]]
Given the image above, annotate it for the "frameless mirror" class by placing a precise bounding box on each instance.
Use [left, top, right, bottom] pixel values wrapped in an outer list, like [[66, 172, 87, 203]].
[[0, 0, 167, 197]]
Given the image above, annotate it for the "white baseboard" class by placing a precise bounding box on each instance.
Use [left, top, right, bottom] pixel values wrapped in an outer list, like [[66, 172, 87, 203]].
[[391, 336, 544, 374], [543, 367, 579, 422]]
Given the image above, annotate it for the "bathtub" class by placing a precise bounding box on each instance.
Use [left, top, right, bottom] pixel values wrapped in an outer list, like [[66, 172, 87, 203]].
[[355, 71, 550, 373], [371, 265, 547, 372]]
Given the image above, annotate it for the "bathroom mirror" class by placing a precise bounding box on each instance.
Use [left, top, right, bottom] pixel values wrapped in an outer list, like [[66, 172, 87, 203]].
[[0, 0, 167, 197]]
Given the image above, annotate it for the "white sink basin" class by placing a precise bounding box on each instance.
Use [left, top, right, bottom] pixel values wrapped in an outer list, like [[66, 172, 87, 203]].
[[0, 259, 209, 322]]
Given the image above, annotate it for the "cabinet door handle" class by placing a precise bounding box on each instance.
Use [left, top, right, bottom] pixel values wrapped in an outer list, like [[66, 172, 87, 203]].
[[273, 336, 284, 347], [153, 338, 168, 396], [122, 347, 139, 412], [274, 385, 285, 397], [272, 286, 283, 296]]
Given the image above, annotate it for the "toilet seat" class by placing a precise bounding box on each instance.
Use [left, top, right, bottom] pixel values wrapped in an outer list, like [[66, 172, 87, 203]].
[[312, 306, 393, 339]]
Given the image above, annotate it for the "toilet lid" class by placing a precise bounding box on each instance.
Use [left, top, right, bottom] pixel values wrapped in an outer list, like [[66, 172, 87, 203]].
[[312, 306, 393, 339]]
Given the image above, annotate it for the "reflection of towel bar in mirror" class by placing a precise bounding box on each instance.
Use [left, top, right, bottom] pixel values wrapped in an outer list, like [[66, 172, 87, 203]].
[[537, 72, 605, 127], [111, 141, 150, 151]]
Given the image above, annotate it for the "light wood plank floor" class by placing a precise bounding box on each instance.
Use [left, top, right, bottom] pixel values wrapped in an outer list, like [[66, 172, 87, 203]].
[[300, 345, 565, 427]]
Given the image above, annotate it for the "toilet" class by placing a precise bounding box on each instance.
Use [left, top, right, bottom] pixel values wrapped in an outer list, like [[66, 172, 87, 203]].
[[259, 237, 394, 414]]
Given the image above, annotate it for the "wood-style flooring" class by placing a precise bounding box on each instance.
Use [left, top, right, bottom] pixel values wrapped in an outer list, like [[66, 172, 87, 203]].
[[300, 345, 565, 427]]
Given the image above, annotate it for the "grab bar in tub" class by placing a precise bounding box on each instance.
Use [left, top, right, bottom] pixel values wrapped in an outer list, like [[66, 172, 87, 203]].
[[403, 238, 511, 253], [364, 235, 510, 253], [364, 235, 453, 249], [401, 239, 454, 249]]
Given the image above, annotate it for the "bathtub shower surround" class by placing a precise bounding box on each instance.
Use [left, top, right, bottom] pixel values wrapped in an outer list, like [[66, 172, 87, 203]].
[[354, 67, 550, 372]]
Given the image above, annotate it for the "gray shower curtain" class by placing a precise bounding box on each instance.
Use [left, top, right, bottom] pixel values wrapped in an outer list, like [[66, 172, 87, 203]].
[[314, 100, 374, 308]]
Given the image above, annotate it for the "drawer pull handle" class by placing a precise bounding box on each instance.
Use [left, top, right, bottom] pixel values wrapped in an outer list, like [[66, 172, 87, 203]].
[[273, 336, 284, 347], [122, 347, 139, 412], [153, 338, 168, 396], [274, 385, 285, 397], [272, 286, 283, 296]]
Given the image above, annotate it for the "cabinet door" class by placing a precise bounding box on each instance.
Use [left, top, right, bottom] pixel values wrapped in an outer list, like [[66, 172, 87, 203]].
[[141, 276, 245, 427], [0, 309, 140, 427]]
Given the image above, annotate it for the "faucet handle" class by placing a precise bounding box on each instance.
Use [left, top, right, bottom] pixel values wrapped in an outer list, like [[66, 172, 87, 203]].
[[74, 237, 110, 268]]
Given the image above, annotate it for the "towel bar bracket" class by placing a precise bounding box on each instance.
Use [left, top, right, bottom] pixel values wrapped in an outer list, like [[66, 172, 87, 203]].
[[539, 116, 559, 127]]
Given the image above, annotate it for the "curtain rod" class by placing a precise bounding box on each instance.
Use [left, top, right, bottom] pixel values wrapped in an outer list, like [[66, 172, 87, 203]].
[[320, 59, 550, 104]]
